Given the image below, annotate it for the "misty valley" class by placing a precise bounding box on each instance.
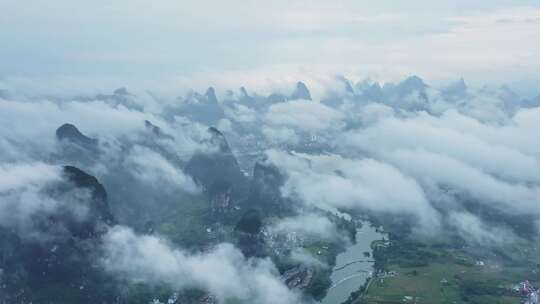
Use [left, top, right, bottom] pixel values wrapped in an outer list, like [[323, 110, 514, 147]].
[[1, 76, 540, 304]]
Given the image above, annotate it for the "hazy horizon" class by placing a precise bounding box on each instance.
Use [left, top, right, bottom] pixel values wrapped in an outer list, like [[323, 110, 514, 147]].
[[1, 0, 540, 96]]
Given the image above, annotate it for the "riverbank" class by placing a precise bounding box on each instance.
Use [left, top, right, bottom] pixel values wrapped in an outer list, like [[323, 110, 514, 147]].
[[320, 224, 383, 304]]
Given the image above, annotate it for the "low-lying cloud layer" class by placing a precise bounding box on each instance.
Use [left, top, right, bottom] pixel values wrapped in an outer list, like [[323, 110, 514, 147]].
[[125, 146, 200, 194], [265, 99, 344, 132], [2, 74, 540, 301], [337, 107, 540, 225], [268, 213, 339, 240], [265, 150, 440, 233], [0, 162, 92, 241], [102, 226, 301, 304]]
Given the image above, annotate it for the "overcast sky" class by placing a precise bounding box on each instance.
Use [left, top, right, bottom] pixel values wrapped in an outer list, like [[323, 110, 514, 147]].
[[1, 0, 539, 94]]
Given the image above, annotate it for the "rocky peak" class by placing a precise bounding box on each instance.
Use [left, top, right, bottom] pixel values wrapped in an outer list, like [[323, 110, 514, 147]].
[[389, 75, 428, 99], [252, 162, 283, 183], [205, 87, 219, 104], [239, 86, 249, 98], [235, 209, 262, 234], [113, 87, 129, 96], [235, 209, 265, 257], [248, 162, 289, 214], [337, 75, 354, 94], [144, 120, 174, 140], [174, 87, 225, 125], [208, 180, 233, 213], [400, 75, 427, 90], [184, 127, 247, 208], [356, 80, 384, 102], [62, 166, 108, 205], [54, 123, 99, 165], [0, 165, 115, 303], [442, 78, 468, 101], [56, 123, 97, 147], [59, 166, 114, 237], [290, 81, 312, 100], [207, 127, 231, 153], [525, 94, 540, 108], [455, 78, 467, 91], [208, 126, 224, 137], [267, 93, 288, 104]]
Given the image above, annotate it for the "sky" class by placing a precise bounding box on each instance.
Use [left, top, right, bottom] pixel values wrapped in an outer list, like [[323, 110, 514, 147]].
[[1, 0, 540, 94]]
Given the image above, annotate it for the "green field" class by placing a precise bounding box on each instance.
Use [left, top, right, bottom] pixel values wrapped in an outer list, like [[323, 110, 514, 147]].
[[366, 263, 465, 303], [354, 238, 540, 304], [364, 260, 523, 304]]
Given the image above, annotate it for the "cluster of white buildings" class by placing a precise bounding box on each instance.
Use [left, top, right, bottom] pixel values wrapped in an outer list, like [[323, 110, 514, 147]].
[[520, 280, 540, 304], [262, 229, 304, 256]]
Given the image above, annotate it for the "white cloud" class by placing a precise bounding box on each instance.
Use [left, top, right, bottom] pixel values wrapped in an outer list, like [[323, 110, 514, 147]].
[[265, 99, 344, 132], [101, 226, 301, 304], [265, 150, 440, 232], [269, 213, 338, 239], [224, 104, 258, 123], [0, 99, 151, 154], [290, 248, 326, 267], [388, 149, 540, 215], [0, 162, 60, 192], [338, 106, 540, 222], [125, 146, 200, 194], [0, 162, 92, 240], [340, 109, 540, 184], [262, 126, 300, 145], [447, 212, 517, 245]]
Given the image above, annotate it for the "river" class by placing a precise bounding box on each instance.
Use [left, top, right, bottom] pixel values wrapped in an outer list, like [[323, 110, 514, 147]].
[[320, 223, 383, 304]]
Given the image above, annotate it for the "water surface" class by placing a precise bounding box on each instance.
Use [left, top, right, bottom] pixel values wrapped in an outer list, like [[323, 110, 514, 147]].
[[321, 224, 382, 304]]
